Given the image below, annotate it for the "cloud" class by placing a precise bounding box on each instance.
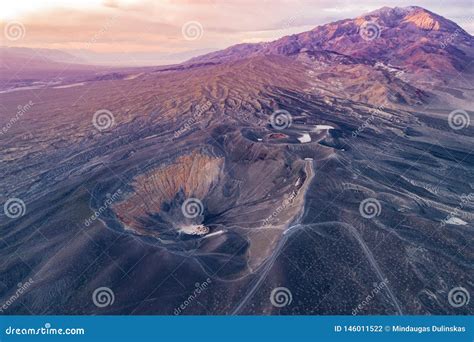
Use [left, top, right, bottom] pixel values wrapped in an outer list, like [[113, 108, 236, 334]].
[[1, 0, 472, 64]]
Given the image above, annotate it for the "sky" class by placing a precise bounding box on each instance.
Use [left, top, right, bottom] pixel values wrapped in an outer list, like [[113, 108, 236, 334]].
[[0, 0, 473, 65]]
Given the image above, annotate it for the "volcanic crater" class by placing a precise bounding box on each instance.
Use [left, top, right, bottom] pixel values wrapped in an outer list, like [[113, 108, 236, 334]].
[[106, 133, 316, 272]]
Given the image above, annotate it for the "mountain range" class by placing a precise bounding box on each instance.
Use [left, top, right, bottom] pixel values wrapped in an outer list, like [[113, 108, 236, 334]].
[[2, 6, 472, 107]]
